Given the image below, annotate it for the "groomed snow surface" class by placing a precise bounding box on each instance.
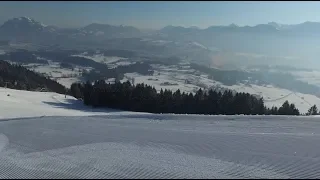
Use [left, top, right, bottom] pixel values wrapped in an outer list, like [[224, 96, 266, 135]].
[[0, 88, 320, 178]]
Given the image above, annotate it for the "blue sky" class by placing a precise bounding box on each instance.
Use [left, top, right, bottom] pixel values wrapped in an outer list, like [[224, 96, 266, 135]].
[[0, 1, 320, 29]]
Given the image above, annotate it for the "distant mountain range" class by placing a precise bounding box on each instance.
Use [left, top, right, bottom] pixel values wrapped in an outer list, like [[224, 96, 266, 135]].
[[0, 17, 143, 43], [161, 22, 320, 37], [2, 17, 320, 69], [3, 17, 320, 42]]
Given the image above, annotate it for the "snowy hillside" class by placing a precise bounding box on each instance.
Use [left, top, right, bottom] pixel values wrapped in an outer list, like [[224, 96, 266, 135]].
[[221, 84, 320, 114], [23, 62, 87, 88], [20, 53, 135, 88], [0, 87, 145, 119], [71, 53, 128, 65]]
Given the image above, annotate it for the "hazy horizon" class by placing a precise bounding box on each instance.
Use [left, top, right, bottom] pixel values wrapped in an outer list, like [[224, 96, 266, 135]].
[[1, 2, 320, 29]]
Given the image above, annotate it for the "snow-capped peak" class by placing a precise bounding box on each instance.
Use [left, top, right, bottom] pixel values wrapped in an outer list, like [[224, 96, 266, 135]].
[[40, 22, 48, 27], [15, 16, 34, 23], [4, 17, 47, 28], [0, 16, 54, 37], [20, 16, 31, 21]]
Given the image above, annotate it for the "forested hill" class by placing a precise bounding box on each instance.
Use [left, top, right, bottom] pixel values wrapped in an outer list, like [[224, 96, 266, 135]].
[[0, 60, 66, 94]]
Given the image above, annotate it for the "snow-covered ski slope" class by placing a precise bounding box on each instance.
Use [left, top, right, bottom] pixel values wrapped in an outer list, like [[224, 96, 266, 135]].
[[1, 87, 320, 178], [0, 87, 145, 119], [0, 115, 320, 178]]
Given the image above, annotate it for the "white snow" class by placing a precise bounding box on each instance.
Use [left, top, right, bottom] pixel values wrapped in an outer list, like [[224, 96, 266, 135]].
[[22, 63, 89, 88], [189, 42, 208, 49], [0, 87, 144, 119], [114, 61, 136, 66], [33, 66, 79, 78], [140, 38, 152, 42], [71, 54, 128, 65], [23, 62, 79, 77], [121, 63, 223, 94], [0, 114, 319, 178], [107, 61, 137, 69], [122, 72, 201, 93], [105, 78, 116, 84], [151, 40, 172, 45], [56, 77, 81, 88]]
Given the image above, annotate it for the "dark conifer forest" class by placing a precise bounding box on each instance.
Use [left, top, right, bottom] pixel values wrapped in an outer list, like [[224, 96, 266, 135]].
[[70, 80, 301, 115]]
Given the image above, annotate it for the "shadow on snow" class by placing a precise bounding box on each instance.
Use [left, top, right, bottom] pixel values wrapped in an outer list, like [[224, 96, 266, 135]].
[[42, 99, 121, 113]]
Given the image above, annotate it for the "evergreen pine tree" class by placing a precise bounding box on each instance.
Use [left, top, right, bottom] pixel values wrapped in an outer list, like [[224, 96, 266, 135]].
[[307, 105, 318, 115]]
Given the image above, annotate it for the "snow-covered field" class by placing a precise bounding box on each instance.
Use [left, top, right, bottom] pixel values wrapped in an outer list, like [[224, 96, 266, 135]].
[[122, 63, 219, 94], [107, 61, 136, 69], [23, 63, 89, 88], [71, 54, 128, 65], [56, 77, 82, 88], [32, 65, 79, 78], [0, 113, 320, 178], [121, 72, 201, 93]]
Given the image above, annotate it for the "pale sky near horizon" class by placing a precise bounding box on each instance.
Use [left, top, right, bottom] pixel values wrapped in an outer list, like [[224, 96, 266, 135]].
[[0, 1, 319, 29]]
